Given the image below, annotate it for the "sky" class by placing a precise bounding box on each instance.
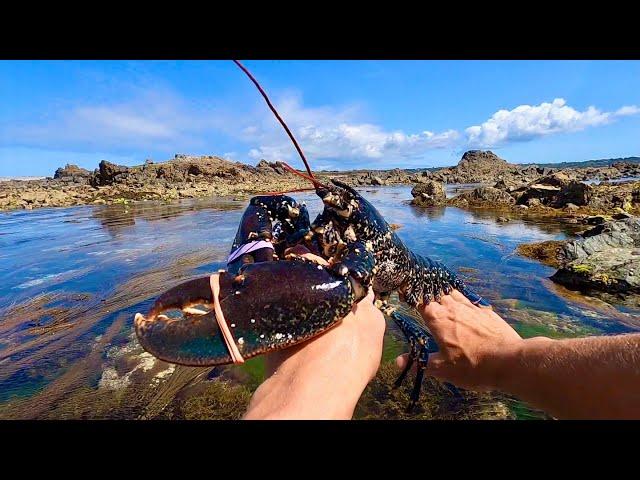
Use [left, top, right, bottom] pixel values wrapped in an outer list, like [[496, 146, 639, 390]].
[[1, 60, 639, 177]]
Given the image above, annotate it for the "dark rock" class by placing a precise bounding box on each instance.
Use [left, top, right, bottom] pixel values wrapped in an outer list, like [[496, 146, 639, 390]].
[[550, 217, 640, 294], [496, 216, 509, 223], [613, 211, 633, 220], [53, 164, 92, 183], [517, 172, 592, 208], [449, 186, 515, 207], [584, 215, 606, 225], [410, 180, 446, 207], [91, 160, 130, 186]]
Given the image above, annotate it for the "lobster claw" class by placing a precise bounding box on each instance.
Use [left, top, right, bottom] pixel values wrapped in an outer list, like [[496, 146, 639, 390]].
[[134, 276, 236, 366], [134, 261, 363, 368], [227, 195, 312, 275]]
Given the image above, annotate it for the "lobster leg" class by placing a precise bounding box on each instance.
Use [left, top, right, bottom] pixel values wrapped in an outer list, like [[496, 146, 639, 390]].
[[332, 240, 376, 289], [390, 310, 439, 409], [393, 342, 416, 388]]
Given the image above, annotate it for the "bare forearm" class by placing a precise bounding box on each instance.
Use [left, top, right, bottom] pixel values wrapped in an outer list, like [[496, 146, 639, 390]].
[[243, 350, 366, 420], [494, 334, 640, 419]]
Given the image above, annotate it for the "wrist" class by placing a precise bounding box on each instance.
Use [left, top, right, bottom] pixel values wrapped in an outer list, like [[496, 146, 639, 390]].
[[488, 336, 555, 392], [244, 344, 369, 420]]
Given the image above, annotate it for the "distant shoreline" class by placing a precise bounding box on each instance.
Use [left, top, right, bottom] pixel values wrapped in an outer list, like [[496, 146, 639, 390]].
[[2, 151, 640, 213]]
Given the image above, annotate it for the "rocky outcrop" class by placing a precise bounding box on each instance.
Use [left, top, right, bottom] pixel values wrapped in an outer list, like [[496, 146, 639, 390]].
[[53, 164, 92, 183], [429, 150, 557, 186], [3, 149, 640, 213], [448, 186, 516, 208], [0, 155, 313, 211], [90, 160, 131, 186], [551, 217, 640, 294], [329, 168, 414, 187], [515, 172, 592, 208], [410, 180, 446, 207]]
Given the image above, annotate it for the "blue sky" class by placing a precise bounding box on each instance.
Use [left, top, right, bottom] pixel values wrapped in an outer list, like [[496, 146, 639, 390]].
[[1, 60, 639, 176]]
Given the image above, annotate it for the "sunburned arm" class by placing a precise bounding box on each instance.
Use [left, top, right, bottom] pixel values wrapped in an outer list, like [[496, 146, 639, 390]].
[[397, 290, 640, 419], [492, 334, 640, 419]]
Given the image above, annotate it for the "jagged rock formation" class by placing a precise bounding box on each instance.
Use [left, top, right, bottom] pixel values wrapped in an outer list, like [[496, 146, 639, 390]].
[[410, 180, 446, 207], [53, 164, 92, 183]]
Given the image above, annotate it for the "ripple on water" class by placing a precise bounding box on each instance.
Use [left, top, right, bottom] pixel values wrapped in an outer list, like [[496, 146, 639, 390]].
[[0, 188, 638, 419]]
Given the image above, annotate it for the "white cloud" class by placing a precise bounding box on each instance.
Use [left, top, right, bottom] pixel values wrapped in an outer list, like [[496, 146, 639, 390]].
[[237, 94, 459, 164], [1, 87, 216, 154], [615, 105, 640, 116], [465, 98, 639, 148], [2, 80, 638, 172]]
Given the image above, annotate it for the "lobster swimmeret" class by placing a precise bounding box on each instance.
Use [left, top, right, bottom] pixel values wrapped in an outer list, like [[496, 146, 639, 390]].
[[133, 61, 490, 407]]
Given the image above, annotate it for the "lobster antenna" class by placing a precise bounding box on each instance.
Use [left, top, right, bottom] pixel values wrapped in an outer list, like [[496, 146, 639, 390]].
[[232, 60, 317, 182]]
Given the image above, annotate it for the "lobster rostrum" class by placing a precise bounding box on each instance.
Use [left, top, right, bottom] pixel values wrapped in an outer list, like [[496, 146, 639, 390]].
[[133, 61, 490, 408]]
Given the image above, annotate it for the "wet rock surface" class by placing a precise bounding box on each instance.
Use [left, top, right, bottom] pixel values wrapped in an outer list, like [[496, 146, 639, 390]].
[[410, 180, 446, 207], [522, 218, 640, 297], [448, 186, 516, 208]]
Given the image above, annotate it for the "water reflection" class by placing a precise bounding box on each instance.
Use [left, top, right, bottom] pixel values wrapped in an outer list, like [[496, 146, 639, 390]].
[[0, 186, 638, 419], [408, 204, 447, 221]]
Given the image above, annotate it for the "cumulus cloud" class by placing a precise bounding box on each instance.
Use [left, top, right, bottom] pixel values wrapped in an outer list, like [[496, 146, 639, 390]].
[[237, 94, 459, 164], [2, 81, 638, 171], [236, 96, 638, 166], [465, 98, 639, 148]]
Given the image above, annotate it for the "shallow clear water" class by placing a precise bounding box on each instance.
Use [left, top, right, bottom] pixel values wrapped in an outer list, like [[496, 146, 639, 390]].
[[1, 186, 638, 418]]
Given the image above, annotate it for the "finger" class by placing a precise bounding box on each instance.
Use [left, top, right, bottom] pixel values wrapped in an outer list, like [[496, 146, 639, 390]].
[[284, 245, 310, 256], [354, 287, 375, 310], [395, 353, 410, 370], [448, 288, 476, 308], [417, 300, 448, 325], [424, 352, 449, 379], [299, 252, 330, 266]]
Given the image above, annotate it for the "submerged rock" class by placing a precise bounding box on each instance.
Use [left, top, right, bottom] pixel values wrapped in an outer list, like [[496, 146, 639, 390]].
[[516, 240, 567, 268]]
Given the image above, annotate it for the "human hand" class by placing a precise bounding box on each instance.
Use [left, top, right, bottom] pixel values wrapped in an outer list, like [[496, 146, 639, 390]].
[[243, 287, 385, 420], [396, 289, 525, 391]]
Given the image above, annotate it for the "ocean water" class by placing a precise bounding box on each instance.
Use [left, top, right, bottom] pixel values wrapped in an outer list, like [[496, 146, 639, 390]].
[[0, 186, 638, 419]]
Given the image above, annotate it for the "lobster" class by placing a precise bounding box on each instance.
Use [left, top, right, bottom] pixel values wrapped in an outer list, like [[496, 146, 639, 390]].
[[133, 61, 490, 408]]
